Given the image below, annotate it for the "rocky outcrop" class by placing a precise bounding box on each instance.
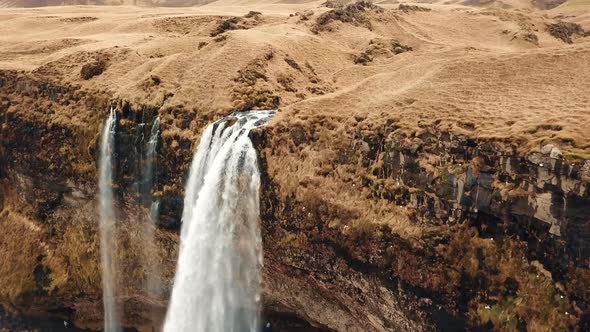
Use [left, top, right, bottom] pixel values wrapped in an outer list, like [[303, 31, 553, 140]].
[[1, 69, 589, 331], [253, 112, 590, 330]]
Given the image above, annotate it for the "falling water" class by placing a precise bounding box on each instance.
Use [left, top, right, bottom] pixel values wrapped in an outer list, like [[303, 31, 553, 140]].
[[144, 116, 160, 209], [163, 111, 274, 332], [98, 107, 121, 332], [142, 116, 162, 296]]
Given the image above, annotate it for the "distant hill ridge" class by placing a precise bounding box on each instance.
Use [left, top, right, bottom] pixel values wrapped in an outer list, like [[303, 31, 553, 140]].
[[0, 0, 214, 7], [0, 0, 572, 11]]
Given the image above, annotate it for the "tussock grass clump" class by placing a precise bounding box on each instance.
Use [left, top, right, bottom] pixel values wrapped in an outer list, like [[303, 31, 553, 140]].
[[391, 40, 413, 54], [354, 51, 373, 65], [312, 1, 383, 33], [244, 11, 262, 19], [60, 16, 98, 23], [562, 147, 590, 162], [277, 73, 297, 92], [231, 52, 281, 111], [354, 39, 413, 65], [322, 0, 352, 8], [547, 21, 585, 43], [233, 89, 280, 112], [211, 17, 243, 37], [398, 4, 431, 13], [211, 12, 263, 37], [293, 10, 314, 21], [80, 59, 106, 80], [522, 32, 539, 45], [234, 57, 268, 86]]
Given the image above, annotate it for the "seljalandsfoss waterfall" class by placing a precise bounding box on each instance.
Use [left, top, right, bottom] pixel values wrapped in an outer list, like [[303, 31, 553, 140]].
[[98, 107, 121, 332], [96, 109, 273, 331], [163, 111, 274, 332], [3, 3, 590, 331]]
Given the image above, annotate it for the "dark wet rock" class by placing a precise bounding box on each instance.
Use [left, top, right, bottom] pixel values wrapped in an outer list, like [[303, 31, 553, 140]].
[[0, 306, 94, 332]]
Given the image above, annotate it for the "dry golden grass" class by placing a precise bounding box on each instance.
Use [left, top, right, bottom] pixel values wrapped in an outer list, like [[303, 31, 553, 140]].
[[44, 203, 101, 295], [446, 233, 577, 331], [0, 209, 43, 301], [0, 1, 589, 328], [0, 1, 588, 156]]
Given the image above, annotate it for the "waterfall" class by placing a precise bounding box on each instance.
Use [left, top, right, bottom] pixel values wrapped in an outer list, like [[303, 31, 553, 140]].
[[98, 108, 121, 332], [163, 110, 274, 332], [144, 116, 160, 210], [142, 116, 162, 296]]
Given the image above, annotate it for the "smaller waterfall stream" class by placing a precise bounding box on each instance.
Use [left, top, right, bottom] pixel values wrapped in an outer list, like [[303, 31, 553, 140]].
[[163, 111, 274, 332], [142, 116, 162, 296], [144, 116, 160, 212], [98, 108, 121, 332]]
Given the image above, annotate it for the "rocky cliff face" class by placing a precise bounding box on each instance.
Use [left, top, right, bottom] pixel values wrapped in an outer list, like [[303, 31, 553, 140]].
[[1, 68, 588, 331], [252, 109, 590, 331], [1, 2, 590, 331]]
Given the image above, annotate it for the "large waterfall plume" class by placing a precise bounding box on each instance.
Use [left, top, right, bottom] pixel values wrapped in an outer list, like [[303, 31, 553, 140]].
[[98, 107, 121, 332], [163, 110, 274, 332]]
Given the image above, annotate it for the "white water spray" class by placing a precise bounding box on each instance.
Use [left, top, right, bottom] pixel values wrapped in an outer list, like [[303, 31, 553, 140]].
[[163, 111, 274, 332], [98, 107, 121, 332]]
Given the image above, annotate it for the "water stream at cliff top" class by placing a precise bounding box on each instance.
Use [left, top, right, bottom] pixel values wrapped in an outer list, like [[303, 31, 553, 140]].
[[98, 107, 121, 332], [163, 110, 274, 332]]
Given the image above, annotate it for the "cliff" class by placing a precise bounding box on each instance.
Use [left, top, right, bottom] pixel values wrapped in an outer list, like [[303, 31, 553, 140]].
[[0, 1, 589, 331]]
